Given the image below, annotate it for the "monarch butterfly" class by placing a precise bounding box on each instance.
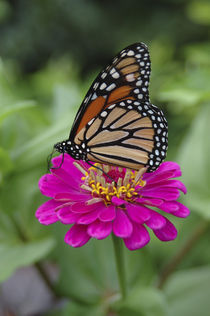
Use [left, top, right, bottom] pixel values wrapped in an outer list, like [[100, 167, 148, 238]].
[[54, 43, 168, 172]]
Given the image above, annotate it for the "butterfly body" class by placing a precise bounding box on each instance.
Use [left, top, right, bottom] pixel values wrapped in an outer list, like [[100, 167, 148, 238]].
[[54, 43, 168, 172]]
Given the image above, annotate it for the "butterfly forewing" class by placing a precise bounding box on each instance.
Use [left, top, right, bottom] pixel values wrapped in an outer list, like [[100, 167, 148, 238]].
[[70, 43, 151, 137]]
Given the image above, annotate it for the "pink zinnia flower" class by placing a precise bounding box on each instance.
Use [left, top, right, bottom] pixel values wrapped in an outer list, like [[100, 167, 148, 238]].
[[36, 154, 190, 250]]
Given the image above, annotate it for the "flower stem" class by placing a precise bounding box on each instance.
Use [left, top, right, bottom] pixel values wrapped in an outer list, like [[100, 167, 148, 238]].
[[157, 220, 208, 289], [112, 234, 127, 300]]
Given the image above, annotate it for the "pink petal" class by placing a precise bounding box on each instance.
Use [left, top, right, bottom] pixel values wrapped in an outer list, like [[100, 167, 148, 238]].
[[55, 192, 89, 202], [51, 153, 73, 168], [36, 199, 61, 217], [124, 223, 150, 250], [167, 180, 187, 194], [64, 224, 91, 247], [135, 198, 163, 207], [145, 179, 187, 194], [143, 170, 176, 184], [153, 219, 177, 241], [158, 201, 190, 218], [143, 162, 182, 183], [173, 203, 190, 218], [36, 199, 61, 224], [77, 210, 99, 224], [87, 220, 112, 239], [126, 204, 151, 224], [111, 196, 126, 206], [71, 201, 103, 213], [51, 168, 80, 191], [113, 209, 133, 238], [145, 210, 166, 230], [99, 205, 116, 222], [39, 174, 70, 197], [141, 187, 180, 201], [38, 213, 58, 225], [155, 161, 182, 177], [57, 207, 80, 224], [51, 154, 83, 179], [158, 201, 179, 213]]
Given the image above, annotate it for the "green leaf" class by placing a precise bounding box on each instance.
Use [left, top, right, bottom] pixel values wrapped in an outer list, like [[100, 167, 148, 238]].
[[0, 147, 13, 178], [164, 266, 210, 316], [159, 89, 202, 106], [113, 286, 167, 316], [46, 301, 106, 316], [176, 104, 210, 219], [187, 1, 210, 26], [0, 100, 36, 123], [11, 111, 76, 170], [61, 302, 106, 316], [0, 238, 55, 282], [53, 230, 118, 304]]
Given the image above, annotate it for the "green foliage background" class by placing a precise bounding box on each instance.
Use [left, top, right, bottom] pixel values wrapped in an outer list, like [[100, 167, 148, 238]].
[[0, 0, 210, 315]]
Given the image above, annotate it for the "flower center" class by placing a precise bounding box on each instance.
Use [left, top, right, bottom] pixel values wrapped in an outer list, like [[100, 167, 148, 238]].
[[75, 162, 147, 206]]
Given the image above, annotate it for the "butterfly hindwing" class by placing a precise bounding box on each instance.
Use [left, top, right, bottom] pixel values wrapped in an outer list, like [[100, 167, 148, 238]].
[[73, 99, 168, 171]]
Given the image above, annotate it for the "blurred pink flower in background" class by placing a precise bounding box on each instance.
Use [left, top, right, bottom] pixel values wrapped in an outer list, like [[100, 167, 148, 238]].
[[36, 154, 189, 250]]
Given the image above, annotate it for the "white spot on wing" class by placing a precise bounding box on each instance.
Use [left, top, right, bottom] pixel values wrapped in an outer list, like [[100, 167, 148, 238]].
[[127, 50, 135, 56], [106, 83, 116, 91], [93, 82, 99, 89], [108, 104, 116, 109], [100, 82, 107, 90], [126, 73, 135, 82], [88, 118, 94, 125], [91, 92, 97, 100], [136, 80, 142, 86], [101, 72, 107, 79], [112, 72, 120, 79], [101, 111, 108, 117]]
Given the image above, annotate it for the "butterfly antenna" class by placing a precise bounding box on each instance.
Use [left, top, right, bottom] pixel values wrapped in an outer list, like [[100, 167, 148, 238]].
[[86, 161, 117, 185]]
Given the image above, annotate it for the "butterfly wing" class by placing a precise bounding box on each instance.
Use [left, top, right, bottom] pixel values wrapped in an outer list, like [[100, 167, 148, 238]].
[[56, 42, 168, 171], [73, 99, 168, 171], [70, 42, 151, 138]]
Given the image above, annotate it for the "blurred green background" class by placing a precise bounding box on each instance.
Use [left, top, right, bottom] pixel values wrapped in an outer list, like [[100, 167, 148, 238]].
[[0, 0, 210, 315]]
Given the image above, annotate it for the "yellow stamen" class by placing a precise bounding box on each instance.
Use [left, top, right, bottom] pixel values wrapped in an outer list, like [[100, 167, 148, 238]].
[[117, 177, 122, 188], [86, 198, 103, 205], [79, 163, 146, 206], [134, 167, 147, 186], [81, 184, 92, 192], [103, 165, 110, 173], [101, 176, 106, 187], [123, 171, 130, 186]]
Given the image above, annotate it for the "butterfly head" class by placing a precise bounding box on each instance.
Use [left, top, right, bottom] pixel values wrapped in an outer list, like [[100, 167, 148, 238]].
[[54, 141, 66, 153]]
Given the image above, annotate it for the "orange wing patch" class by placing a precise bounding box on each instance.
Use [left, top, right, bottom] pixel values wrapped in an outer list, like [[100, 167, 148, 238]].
[[107, 86, 133, 105], [77, 96, 106, 134]]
